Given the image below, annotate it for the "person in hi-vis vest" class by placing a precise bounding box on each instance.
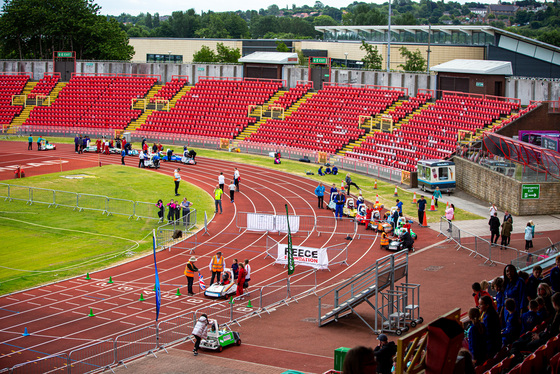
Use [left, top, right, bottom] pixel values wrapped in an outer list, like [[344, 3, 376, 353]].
[[184, 256, 198, 296], [209, 251, 226, 285]]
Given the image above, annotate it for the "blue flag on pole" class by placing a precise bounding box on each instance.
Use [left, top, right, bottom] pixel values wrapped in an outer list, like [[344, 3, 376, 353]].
[[153, 231, 161, 321]]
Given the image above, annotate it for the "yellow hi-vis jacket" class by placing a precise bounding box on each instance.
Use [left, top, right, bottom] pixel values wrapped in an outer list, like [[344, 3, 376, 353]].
[[184, 262, 195, 278], [380, 232, 390, 246], [211, 255, 224, 272]]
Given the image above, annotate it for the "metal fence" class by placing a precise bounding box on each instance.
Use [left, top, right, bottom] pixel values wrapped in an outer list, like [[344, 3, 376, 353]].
[[1, 183, 162, 221], [235, 211, 316, 236], [512, 240, 560, 270], [438, 216, 528, 266]]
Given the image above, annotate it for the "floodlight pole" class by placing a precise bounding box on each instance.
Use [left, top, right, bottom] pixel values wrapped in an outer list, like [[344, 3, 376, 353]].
[[427, 24, 432, 74], [387, 0, 391, 72]]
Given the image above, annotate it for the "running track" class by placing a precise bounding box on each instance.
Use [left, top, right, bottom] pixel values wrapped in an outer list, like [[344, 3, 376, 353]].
[[0, 141, 549, 372]]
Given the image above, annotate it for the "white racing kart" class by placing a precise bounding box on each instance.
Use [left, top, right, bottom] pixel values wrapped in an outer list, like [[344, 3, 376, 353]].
[[199, 319, 241, 352], [38, 142, 56, 151], [204, 268, 237, 298]]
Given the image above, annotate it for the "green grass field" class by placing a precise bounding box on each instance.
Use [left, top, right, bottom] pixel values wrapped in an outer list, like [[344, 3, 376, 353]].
[[0, 164, 214, 295]]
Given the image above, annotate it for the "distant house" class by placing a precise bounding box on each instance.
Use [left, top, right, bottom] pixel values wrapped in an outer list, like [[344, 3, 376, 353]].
[[487, 4, 519, 18], [469, 8, 487, 17]]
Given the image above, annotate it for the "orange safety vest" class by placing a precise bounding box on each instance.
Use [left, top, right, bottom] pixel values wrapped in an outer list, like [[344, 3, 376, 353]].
[[380, 233, 389, 246], [184, 262, 194, 278], [211, 255, 224, 272]]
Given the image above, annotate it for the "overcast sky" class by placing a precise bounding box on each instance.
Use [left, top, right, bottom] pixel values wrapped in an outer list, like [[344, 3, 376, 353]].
[[92, 0, 500, 16]]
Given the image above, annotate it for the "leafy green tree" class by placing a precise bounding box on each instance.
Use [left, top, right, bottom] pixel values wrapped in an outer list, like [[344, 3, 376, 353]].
[[216, 42, 241, 63], [0, 0, 133, 60], [313, 15, 338, 26], [398, 46, 426, 72], [394, 12, 416, 25], [276, 41, 290, 52], [360, 41, 383, 70], [192, 45, 217, 62]]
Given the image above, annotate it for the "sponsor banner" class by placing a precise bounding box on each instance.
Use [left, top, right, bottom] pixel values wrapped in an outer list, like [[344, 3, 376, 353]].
[[276, 244, 328, 270], [247, 213, 300, 233]]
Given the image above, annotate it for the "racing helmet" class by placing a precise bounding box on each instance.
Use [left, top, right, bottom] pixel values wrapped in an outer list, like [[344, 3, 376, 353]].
[[222, 272, 230, 282]]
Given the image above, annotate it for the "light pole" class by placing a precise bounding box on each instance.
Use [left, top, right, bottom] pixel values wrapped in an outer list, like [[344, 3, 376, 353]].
[[344, 52, 348, 68], [387, 1, 391, 72]]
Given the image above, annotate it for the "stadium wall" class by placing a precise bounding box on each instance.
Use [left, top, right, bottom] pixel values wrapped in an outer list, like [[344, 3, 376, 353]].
[[0, 60, 558, 103], [496, 103, 559, 139], [454, 156, 560, 216]]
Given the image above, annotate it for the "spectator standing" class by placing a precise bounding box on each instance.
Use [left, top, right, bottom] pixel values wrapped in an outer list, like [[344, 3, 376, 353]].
[[184, 256, 198, 296], [373, 334, 396, 374], [232, 259, 239, 280], [214, 184, 223, 214], [524, 222, 533, 250], [138, 151, 145, 168], [236, 263, 246, 298], [549, 256, 560, 293], [28, 134, 33, 150], [209, 251, 225, 285], [467, 308, 487, 366], [167, 199, 177, 223], [36, 136, 42, 151], [396, 199, 403, 216], [488, 213, 500, 245], [191, 314, 210, 356], [529, 220, 535, 248], [244, 259, 251, 289], [417, 195, 427, 226], [500, 217, 512, 250], [504, 264, 527, 312], [489, 203, 498, 217], [74, 134, 80, 153], [345, 173, 360, 195], [228, 180, 236, 203], [432, 187, 442, 208], [218, 172, 225, 191], [445, 203, 454, 232], [156, 199, 164, 223], [234, 168, 240, 192], [180, 198, 192, 226], [78, 135, 83, 154], [121, 149, 126, 165], [174, 168, 181, 196], [315, 182, 325, 209], [504, 211, 513, 227], [333, 190, 346, 220]]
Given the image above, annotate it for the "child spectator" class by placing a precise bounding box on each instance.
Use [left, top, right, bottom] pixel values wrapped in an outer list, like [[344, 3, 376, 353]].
[[479, 295, 502, 358], [167, 199, 177, 223], [504, 264, 527, 313], [467, 307, 487, 366], [472, 282, 491, 307], [156, 199, 164, 223], [232, 258, 239, 280], [536, 297, 549, 321], [492, 277, 505, 322], [521, 299, 541, 334], [526, 266, 542, 301], [502, 298, 521, 346]]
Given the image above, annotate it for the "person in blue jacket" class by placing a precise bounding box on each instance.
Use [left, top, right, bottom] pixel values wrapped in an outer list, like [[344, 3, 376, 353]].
[[479, 295, 502, 358], [468, 307, 487, 366], [315, 182, 325, 209], [318, 166, 324, 176], [332, 166, 338, 175], [504, 264, 527, 312], [502, 298, 521, 346], [550, 256, 560, 293], [333, 190, 346, 219]]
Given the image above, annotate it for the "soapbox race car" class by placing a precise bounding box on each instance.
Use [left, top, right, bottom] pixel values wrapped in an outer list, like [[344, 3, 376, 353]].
[[199, 319, 241, 352], [204, 269, 237, 299]]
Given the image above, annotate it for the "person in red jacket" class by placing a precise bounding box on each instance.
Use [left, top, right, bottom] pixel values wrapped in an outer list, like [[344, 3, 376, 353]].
[[236, 263, 246, 298], [472, 282, 491, 307]]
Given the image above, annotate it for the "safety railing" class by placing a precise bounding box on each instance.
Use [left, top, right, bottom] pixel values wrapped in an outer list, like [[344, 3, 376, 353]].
[[235, 211, 315, 235], [438, 216, 528, 266], [68, 340, 115, 374], [1, 183, 163, 221], [512, 240, 560, 270]]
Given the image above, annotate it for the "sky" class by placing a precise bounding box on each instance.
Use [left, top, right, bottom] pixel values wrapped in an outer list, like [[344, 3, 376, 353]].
[[92, 0, 500, 16]]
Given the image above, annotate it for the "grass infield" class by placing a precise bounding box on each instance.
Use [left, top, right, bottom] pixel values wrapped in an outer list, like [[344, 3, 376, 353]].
[[0, 164, 214, 295]]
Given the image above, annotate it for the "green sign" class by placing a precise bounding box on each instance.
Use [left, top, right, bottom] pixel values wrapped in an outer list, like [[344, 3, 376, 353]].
[[475, 82, 484, 87], [57, 52, 72, 58], [522, 184, 540, 199], [312, 57, 327, 64], [197, 67, 205, 71]]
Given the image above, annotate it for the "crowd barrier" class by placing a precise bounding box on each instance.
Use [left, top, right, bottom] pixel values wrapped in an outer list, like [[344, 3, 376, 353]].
[[235, 211, 316, 235], [438, 216, 527, 266]]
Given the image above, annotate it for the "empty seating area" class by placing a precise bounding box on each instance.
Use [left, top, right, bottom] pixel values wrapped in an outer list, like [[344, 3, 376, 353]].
[[25, 75, 156, 129], [385, 93, 431, 123], [151, 77, 188, 101], [0, 74, 29, 125], [27, 74, 60, 99], [140, 79, 282, 138], [349, 93, 520, 171], [269, 83, 312, 109], [247, 86, 404, 153]]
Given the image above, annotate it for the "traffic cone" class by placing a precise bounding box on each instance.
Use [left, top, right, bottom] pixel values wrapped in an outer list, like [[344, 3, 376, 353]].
[[176, 288, 181, 296], [422, 211, 428, 227], [22, 327, 30, 337], [375, 194, 379, 204], [247, 300, 253, 308], [229, 296, 234, 305], [429, 196, 436, 211], [107, 277, 113, 284], [393, 185, 398, 197], [139, 293, 145, 301], [153, 285, 156, 291], [85, 273, 91, 280], [88, 308, 95, 317], [446, 201, 450, 209], [374, 180, 378, 190], [412, 192, 417, 204]]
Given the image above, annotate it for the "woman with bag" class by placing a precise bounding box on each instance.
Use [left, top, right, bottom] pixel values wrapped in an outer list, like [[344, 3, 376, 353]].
[[236, 263, 246, 298]]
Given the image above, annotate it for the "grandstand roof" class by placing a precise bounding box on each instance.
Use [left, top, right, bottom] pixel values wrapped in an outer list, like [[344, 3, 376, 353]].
[[430, 59, 513, 75], [238, 52, 299, 64]]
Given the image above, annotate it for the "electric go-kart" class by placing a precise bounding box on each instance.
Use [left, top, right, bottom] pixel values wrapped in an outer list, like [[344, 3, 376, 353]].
[[38, 141, 56, 151], [199, 319, 241, 352], [393, 217, 417, 240], [204, 269, 237, 299], [355, 204, 368, 224], [343, 197, 357, 217], [143, 153, 161, 169], [388, 231, 415, 252], [181, 154, 197, 165], [162, 149, 182, 162]]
